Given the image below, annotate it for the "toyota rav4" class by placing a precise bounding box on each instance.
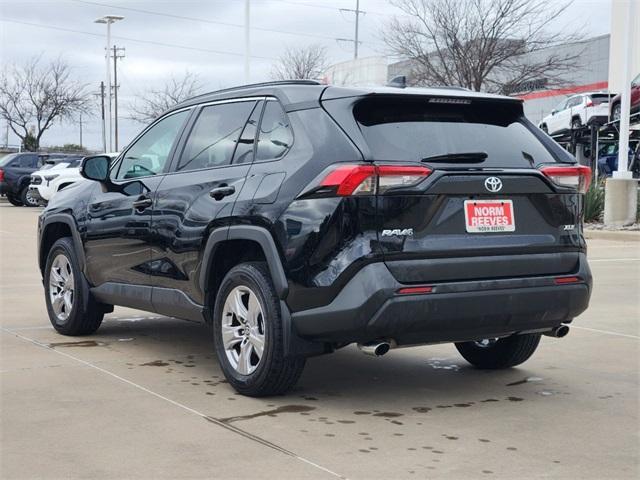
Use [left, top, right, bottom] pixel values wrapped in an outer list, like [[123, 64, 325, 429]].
[[37, 81, 592, 396]]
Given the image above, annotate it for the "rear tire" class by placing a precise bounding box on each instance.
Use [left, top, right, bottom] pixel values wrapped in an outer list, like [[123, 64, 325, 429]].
[[540, 124, 548, 134], [44, 238, 104, 336], [6, 193, 23, 206], [571, 117, 582, 130], [455, 334, 541, 369], [213, 262, 306, 396]]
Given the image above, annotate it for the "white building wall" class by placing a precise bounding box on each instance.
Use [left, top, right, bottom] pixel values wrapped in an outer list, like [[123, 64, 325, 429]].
[[323, 56, 388, 86]]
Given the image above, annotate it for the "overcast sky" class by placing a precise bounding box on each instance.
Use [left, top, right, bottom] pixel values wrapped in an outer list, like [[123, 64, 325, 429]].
[[0, 0, 612, 151]]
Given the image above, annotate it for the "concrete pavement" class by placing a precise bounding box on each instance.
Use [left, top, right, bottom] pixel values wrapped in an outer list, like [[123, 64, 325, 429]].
[[1, 199, 638, 479]]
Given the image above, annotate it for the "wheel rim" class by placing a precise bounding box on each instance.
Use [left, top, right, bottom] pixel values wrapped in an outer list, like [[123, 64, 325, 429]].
[[473, 338, 498, 348], [221, 286, 265, 376], [49, 254, 74, 322], [25, 189, 37, 206]]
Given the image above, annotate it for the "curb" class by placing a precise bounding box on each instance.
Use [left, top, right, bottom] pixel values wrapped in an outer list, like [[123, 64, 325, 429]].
[[584, 229, 640, 242]]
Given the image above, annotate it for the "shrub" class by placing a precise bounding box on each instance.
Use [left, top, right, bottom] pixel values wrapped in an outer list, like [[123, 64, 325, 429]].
[[584, 180, 605, 223]]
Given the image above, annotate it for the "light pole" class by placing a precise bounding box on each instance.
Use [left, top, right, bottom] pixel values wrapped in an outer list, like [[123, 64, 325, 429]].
[[94, 15, 124, 152], [244, 0, 250, 83]]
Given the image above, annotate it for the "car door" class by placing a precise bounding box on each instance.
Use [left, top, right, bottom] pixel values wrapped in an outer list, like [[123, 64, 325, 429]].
[[83, 109, 191, 306], [149, 98, 260, 317], [569, 95, 585, 125], [553, 97, 574, 132], [546, 99, 567, 134]]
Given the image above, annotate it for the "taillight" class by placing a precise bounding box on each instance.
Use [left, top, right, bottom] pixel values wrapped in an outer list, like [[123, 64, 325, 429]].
[[0, 169, 4, 182], [540, 165, 591, 194], [586, 99, 593, 107], [319, 164, 432, 196]]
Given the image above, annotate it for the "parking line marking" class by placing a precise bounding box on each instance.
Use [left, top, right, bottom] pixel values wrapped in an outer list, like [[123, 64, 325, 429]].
[[0, 327, 346, 479], [570, 325, 639, 339]]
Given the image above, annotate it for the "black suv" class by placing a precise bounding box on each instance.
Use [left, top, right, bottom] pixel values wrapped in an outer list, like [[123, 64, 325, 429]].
[[1, 152, 75, 206], [37, 81, 592, 396]]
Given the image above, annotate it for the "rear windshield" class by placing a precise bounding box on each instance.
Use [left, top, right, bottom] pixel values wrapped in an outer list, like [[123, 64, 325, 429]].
[[0, 154, 18, 167], [589, 94, 611, 105], [354, 97, 558, 166]]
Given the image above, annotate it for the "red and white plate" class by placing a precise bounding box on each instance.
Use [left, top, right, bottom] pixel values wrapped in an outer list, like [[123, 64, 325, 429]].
[[464, 199, 515, 233]]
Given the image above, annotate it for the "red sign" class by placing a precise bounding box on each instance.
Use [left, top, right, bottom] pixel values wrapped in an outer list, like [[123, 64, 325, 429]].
[[464, 200, 515, 233]]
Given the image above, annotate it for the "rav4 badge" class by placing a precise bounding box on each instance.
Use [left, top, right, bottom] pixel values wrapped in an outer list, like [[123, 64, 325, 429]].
[[382, 228, 414, 237]]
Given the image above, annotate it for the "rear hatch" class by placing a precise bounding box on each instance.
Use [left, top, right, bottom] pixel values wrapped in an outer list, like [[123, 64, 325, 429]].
[[323, 92, 589, 284]]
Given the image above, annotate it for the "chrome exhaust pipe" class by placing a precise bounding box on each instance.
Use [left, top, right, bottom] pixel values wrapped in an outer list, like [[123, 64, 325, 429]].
[[544, 325, 570, 338], [357, 341, 391, 357]]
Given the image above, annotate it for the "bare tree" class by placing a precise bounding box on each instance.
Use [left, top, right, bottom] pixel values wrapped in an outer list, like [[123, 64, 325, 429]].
[[383, 0, 583, 94], [129, 71, 202, 124], [271, 44, 329, 81], [0, 56, 90, 151]]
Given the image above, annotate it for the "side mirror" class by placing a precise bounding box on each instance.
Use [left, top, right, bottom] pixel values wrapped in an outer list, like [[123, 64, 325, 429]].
[[80, 155, 111, 182], [551, 109, 557, 115]]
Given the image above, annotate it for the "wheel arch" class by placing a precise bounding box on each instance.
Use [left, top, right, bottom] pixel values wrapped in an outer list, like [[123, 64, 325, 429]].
[[39, 214, 86, 277], [200, 225, 289, 320]]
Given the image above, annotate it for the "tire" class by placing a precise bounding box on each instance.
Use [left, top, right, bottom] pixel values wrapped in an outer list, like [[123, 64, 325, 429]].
[[20, 186, 39, 207], [44, 238, 104, 336], [571, 117, 582, 130], [213, 261, 305, 396], [540, 124, 548, 134], [455, 334, 541, 369], [6, 193, 23, 206], [612, 103, 621, 121]]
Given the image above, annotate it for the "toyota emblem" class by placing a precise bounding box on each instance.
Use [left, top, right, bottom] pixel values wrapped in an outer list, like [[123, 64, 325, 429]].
[[484, 177, 503, 193]]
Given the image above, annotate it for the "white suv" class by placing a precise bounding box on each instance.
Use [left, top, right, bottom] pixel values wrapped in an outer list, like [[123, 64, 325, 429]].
[[29, 153, 117, 205], [539, 92, 613, 135]]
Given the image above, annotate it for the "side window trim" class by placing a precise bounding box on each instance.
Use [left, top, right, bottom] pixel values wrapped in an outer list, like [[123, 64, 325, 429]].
[[167, 97, 266, 174], [110, 107, 194, 182]]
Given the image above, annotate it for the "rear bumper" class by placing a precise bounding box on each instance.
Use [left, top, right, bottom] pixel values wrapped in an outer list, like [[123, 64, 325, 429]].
[[291, 254, 592, 345]]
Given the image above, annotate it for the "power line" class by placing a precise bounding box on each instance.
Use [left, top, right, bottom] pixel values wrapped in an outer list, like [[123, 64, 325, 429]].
[[0, 18, 276, 60], [70, 0, 343, 42]]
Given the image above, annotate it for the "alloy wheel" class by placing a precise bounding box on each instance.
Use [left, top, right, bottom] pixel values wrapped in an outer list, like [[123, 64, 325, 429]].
[[473, 338, 499, 348], [49, 254, 74, 322], [221, 286, 266, 375]]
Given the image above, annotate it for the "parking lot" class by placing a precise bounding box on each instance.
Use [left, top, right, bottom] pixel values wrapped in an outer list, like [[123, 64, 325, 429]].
[[0, 199, 638, 479]]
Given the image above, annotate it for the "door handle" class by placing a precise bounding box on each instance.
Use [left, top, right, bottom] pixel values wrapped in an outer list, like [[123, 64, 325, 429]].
[[132, 197, 152, 211], [209, 185, 236, 201]]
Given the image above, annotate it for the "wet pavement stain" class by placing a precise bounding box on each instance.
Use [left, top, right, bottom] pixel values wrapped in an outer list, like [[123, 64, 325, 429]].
[[218, 405, 316, 423], [482, 470, 494, 474], [389, 420, 403, 425], [139, 360, 170, 367], [507, 447, 517, 451], [354, 411, 371, 415], [478, 438, 491, 443], [373, 412, 403, 418], [454, 403, 474, 408], [48, 340, 105, 348], [337, 420, 355, 424], [480, 398, 499, 403], [413, 407, 432, 413], [507, 396, 525, 402], [443, 435, 459, 440]]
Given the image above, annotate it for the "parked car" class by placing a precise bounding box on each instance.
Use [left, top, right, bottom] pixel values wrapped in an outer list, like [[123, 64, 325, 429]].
[[597, 142, 640, 178], [539, 92, 613, 135], [0, 153, 71, 206], [29, 153, 117, 206], [38, 81, 592, 396], [610, 73, 640, 121]]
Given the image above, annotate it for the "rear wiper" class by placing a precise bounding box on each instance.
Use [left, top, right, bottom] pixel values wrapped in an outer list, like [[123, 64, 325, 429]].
[[421, 152, 488, 163]]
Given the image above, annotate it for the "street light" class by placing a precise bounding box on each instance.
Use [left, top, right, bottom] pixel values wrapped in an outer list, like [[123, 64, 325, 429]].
[[94, 15, 124, 153]]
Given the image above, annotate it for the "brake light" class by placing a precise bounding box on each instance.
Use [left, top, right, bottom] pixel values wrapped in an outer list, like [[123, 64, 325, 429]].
[[319, 165, 432, 196], [540, 165, 591, 194], [0, 169, 4, 182], [586, 99, 593, 107]]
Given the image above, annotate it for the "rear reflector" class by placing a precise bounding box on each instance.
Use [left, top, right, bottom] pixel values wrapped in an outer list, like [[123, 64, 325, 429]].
[[540, 165, 591, 194], [554, 276, 580, 285], [397, 286, 433, 295], [320, 164, 432, 196]]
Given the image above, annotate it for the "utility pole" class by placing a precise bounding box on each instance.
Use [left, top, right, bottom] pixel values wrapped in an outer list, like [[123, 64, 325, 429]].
[[79, 113, 83, 149], [94, 15, 124, 152], [112, 46, 125, 151], [94, 81, 106, 153], [244, 0, 250, 83], [339, 0, 364, 59]]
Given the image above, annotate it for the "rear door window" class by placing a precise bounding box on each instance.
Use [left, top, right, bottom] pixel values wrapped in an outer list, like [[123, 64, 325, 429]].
[[177, 101, 255, 172], [255, 101, 293, 161], [353, 96, 558, 167]]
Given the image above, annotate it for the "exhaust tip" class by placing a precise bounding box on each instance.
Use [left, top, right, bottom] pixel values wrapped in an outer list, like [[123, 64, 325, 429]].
[[544, 325, 570, 338], [358, 341, 391, 356]]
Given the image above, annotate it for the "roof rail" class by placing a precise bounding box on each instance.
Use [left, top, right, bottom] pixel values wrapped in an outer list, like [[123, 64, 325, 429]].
[[185, 80, 322, 102]]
